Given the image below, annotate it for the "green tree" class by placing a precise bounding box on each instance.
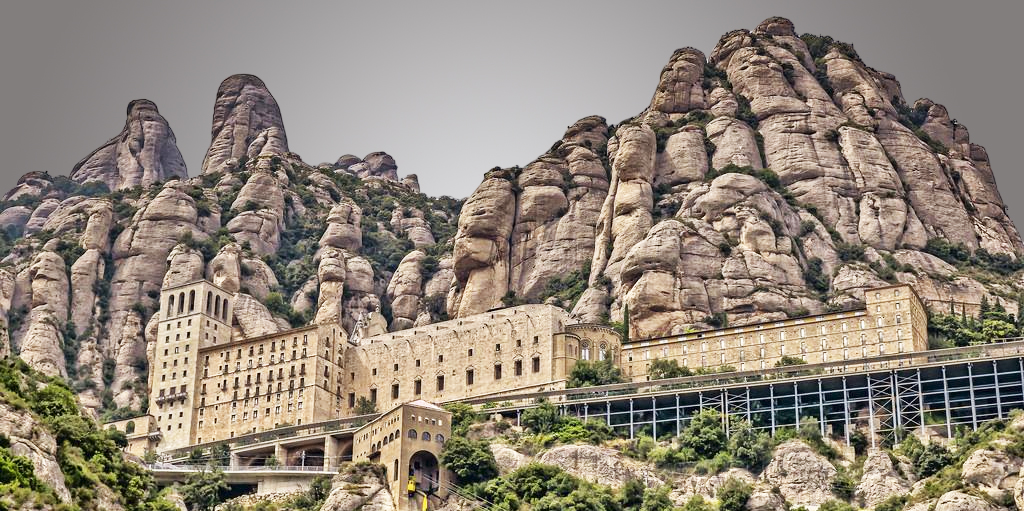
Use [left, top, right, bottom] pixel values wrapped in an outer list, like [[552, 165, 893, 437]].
[[180, 468, 229, 511], [774, 356, 808, 367], [641, 486, 674, 511], [680, 409, 726, 460], [440, 436, 499, 485], [567, 359, 624, 388], [915, 442, 953, 478], [617, 478, 645, 510], [443, 402, 478, 436], [716, 477, 753, 511], [521, 400, 562, 434], [354, 396, 378, 415], [728, 418, 772, 471], [680, 495, 714, 511], [648, 358, 693, 380]]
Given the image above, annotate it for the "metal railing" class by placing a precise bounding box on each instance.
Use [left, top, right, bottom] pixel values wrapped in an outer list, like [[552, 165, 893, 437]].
[[162, 412, 379, 460], [461, 337, 1024, 411], [146, 463, 333, 473]]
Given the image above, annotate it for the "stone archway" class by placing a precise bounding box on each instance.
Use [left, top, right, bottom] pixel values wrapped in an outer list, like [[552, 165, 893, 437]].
[[409, 450, 441, 493]]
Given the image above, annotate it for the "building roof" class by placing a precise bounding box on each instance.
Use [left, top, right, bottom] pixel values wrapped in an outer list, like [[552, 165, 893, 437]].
[[405, 399, 446, 412]]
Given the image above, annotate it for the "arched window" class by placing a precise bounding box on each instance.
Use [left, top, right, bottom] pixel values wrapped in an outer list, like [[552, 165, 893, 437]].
[[222, 300, 229, 321], [436, 434, 445, 444], [599, 344, 607, 361], [581, 342, 590, 360], [168, 295, 175, 315], [178, 292, 185, 314], [408, 429, 417, 439], [189, 290, 196, 312], [422, 431, 431, 442], [215, 296, 221, 317], [876, 317, 884, 327], [896, 314, 902, 324], [125, 421, 136, 434], [206, 291, 212, 314]]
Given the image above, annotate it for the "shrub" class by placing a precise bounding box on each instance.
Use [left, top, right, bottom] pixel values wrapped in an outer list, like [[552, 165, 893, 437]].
[[440, 436, 499, 485], [680, 409, 726, 460], [648, 358, 693, 380], [567, 359, 624, 388], [716, 477, 753, 511]]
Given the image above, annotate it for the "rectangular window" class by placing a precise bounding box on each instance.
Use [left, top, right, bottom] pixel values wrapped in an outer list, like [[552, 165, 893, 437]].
[[533, 357, 541, 373], [392, 384, 399, 399], [437, 375, 445, 392], [514, 360, 523, 376], [369, 388, 377, 404], [466, 369, 474, 385], [494, 364, 502, 380], [347, 393, 355, 408], [414, 379, 422, 395]]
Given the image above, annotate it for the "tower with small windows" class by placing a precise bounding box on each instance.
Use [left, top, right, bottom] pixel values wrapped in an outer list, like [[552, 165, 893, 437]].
[[150, 280, 234, 450]]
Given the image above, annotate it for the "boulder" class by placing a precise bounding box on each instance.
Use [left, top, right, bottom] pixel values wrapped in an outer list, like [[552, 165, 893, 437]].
[[537, 444, 662, 489], [855, 449, 911, 508], [760, 440, 837, 507]]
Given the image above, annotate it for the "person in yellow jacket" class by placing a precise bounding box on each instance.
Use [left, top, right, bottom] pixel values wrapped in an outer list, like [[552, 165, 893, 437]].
[[407, 476, 417, 497]]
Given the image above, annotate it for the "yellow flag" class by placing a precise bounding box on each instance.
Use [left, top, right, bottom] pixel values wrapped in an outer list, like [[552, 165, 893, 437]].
[[422, 494, 428, 511]]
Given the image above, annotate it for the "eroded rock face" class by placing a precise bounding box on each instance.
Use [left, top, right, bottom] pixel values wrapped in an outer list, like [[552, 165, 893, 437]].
[[856, 449, 911, 508], [321, 467, 395, 511], [227, 170, 285, 255], [669, 468, 755, 505], [934, 491, 1000, 511], [386, 250, 424, 331], [201, 74, 288, 173], [760, 440, 837, 507], [962, 448, 1021, 496], [320, 199, 363, 251], [0, 402, 71, 502], [490, 443, 528, 475], [18, 251, 69, 377], [449, 116, 609, 318], [537, 444, 663, 489], [71, 100, 187, 190]]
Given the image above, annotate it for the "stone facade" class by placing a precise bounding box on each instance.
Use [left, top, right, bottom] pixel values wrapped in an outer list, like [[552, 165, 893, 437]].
[[120, 280, 925, 455], [352, 400, 451, 509], [620, 284, 926, 379]]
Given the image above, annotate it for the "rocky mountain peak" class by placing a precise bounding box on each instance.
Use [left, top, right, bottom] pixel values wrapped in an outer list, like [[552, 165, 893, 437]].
[[754, 16, 797, 37], [69, 98, 187, 191], [201, 73, 287, 173]]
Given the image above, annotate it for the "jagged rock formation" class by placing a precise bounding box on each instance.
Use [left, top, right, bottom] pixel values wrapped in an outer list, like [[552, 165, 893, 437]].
[[70, 100, 188, 190], [201, 74, 288, 173], [536, 444, 663, 489], [447, 16, 1023, 334], [320, 465, 396, 511], [855, 449, 911, 508], [449, 116, 609, 317], [760, 440, 837, 507]]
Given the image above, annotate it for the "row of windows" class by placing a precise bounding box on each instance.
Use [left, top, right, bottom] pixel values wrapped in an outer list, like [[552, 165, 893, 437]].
[[630, 328, 906, 362]]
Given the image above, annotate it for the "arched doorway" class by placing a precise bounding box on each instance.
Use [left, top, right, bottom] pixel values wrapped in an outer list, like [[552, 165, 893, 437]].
[[409, 450, 440, 494]]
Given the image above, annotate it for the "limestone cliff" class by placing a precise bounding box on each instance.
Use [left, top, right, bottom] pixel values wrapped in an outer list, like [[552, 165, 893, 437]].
[[70, 99, 188, 191], [450, 16, 1024, 334]]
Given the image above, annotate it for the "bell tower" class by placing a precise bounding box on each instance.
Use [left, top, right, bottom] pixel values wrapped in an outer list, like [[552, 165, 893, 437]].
[[150, 280, 234, 450]]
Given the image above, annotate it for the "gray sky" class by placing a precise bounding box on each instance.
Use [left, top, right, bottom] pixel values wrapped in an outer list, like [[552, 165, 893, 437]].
[[2, 1, 1022, 226]]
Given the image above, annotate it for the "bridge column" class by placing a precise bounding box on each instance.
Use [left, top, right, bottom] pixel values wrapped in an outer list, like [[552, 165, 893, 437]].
[[941, 367, 952, 438], [651, 397, 657, 440], [675, 395, 681, 437], [230, 452, 240, 470], [817, 379, 825, 437], [628, 399, 634, 440], [324, 437, 339, 471], [769, 385, 776, 436], [275, 443, 288, 466], [867, 374, 877, 449], [967, 363, 978, 429], [842, 377, 850, 446], [994, 361, 1003, 419]]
